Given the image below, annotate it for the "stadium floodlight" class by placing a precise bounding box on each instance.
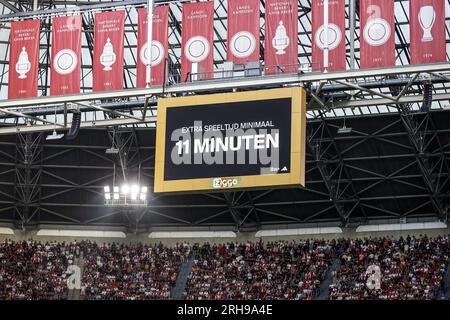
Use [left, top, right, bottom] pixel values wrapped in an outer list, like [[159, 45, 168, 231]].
[[131, 185, 139, 195], [104, 183, 149, 207], [337, 115, 352, 135], [104, 183, 148, 207], [46, 129, 64, 141], [121, 184, 130, 195]]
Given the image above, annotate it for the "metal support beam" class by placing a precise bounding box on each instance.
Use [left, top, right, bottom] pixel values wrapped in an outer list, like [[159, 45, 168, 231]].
[[307, 112, 367, 226], [0, 0, 21, 13], [333, 93, 450, 109], [223, 193, 241, 230], [106, 126, 142, 184], [13, 132, 43, 228], [0, 115, 157, 135], [0, 0, 151, 21], [1, 63, 449, 109], [399, 110, 449, 221]]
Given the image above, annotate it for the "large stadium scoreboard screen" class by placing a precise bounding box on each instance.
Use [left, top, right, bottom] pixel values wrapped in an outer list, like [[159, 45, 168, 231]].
[[154, 87, 306, 193]]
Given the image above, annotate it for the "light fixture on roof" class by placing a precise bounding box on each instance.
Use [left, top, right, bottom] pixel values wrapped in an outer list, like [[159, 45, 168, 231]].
[[46, 129, 65, 141], [337, 126, 352, 134], [337, 116, 352, 134], [105, 148, 119, 154], [46, 107, 64, 140], [106, 128, 119, 154], [131, 184, 139, 195], [420, 83, 433, 113], [104, 183, 149, 207]]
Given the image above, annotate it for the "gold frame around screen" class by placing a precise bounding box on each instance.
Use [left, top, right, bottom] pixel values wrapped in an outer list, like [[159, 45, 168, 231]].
[[154, 87, 306, 193]]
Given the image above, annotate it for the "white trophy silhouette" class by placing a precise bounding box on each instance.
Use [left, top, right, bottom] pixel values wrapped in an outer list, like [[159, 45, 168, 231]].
[[16, 47, 31, 79], [100, 38, 116, 71], [418, 6, 435, 42], [272, 21, 289, 55]]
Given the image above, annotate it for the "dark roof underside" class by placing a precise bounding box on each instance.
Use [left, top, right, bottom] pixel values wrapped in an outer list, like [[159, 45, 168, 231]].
[[0, 109, 448, 230]]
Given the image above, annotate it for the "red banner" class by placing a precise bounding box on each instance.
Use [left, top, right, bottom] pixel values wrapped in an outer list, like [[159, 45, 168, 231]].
[[264, 0, 298, 74], [181, 1, 214, 82], [360, 0, 395, 69], [312, 0, 346, 72], [227, 0, 260, 64], [50, 15, 82, 96], [410, 0, 446, 64], [8, 20, 40, 99], [137, 6, 169, 87], [93, 11, 125, 92]]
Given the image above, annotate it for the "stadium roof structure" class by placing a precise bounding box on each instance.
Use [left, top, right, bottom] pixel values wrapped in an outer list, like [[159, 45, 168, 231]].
[[0, 0, 448, 231], [0, 110, 448, 231]]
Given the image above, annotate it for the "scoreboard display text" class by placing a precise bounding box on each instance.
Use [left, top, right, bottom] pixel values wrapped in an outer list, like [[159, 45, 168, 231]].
[[154, 88, 306, 193]]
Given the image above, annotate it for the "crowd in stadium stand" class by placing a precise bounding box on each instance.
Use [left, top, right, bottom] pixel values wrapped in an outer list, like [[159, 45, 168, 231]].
[[81, 242, 190, 300], [329, 236, 449, 300], [184, 240, 335, 300], [0, 240, 79, 300], [0, 235, 448, 300]]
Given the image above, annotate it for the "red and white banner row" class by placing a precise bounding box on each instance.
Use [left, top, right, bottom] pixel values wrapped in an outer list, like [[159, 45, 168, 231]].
[[8, 0, 447, 99], [312, 0, 446, 71], [10, 8, 170, 99]]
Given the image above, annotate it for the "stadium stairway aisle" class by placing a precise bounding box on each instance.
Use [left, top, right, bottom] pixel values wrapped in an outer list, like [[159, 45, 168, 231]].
[[172, 257, 195, 300], [444, 264, 450, 300], [316, 258, 341, 300], [67, 252, 84, 300]]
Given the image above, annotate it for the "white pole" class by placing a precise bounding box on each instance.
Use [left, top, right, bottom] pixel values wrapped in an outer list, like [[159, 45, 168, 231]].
[[323, 0, 329, 73], [146, 0, 154, 88], [349, 0, 356, 70]]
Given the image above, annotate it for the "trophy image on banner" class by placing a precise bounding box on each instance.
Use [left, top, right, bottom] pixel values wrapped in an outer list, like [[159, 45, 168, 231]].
[[418, 6, 435, 42], [100, 38, 116, 71], [230, 31, 257, 59], [185, 36, 210, 63], [272, 21, 289, 55], [16, 47, 31, 79], [140, 41, 164, 66], [53, 49, 78, 75], [315, 23, 342, 51], [363, 5, 391, 46]]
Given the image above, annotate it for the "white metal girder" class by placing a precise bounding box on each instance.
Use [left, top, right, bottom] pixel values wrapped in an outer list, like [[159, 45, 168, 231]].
[[0, 62, 448, 109], [332, 93, 450, 109], [0, 115, 157, 135]]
